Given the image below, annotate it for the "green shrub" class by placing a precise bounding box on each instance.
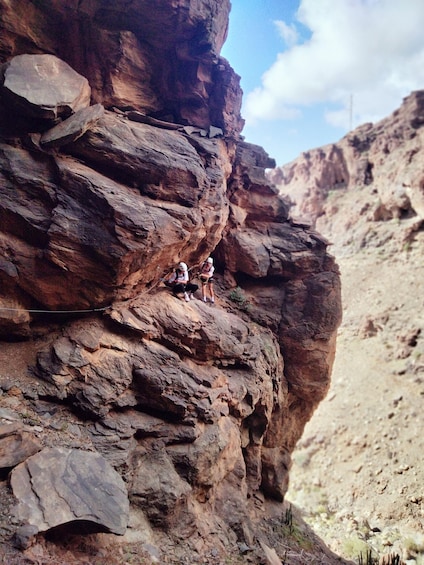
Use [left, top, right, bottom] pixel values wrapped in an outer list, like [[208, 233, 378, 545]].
[[228, 286, 251, 312]]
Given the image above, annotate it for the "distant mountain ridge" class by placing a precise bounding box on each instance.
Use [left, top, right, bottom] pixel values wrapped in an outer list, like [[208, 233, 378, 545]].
[[269, 90, 424, 255]]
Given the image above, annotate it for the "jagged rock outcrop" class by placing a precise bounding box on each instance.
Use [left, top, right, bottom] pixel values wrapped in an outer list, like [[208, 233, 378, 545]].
[[0, 0, 243, 137], [269, 91, 424, 253], [40, 103, 105, 149], [0, 0, 342, 561]]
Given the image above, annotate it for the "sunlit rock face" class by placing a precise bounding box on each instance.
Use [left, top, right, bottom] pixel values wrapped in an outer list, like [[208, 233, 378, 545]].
[[0, 0, 341, 553], [269, 90, 424, 236], [0, 0, 243, 137]]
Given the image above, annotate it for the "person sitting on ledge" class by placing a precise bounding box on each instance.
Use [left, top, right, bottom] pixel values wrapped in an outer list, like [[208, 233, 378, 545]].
[[164, 262, 198, 302]]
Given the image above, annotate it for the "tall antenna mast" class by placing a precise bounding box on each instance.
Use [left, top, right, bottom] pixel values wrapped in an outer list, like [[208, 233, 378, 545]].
[[349, 94, 353, 130]]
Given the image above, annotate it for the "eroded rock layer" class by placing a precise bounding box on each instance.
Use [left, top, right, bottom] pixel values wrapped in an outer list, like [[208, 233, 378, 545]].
[[0, 0, 341, 559], [269, 90, 424, 247]]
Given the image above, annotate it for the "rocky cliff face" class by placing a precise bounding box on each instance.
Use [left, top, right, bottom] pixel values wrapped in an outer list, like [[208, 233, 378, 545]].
[[0, 1, 342, 563], [270, 92, 424, 564], [269, 91, 424, 251]]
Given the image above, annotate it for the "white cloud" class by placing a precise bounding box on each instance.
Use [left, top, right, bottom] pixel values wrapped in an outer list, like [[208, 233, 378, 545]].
[[274, 20, 299, 47], [244, 0, 424, 129]]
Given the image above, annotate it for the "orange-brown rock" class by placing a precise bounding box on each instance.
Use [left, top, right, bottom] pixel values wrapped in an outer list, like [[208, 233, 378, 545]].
[[0, 423, 41, 469], [269, 90, 424, 249], [0, 0, 243, 137], [0, 0, 342, 560], [1, 54, 91, 121]]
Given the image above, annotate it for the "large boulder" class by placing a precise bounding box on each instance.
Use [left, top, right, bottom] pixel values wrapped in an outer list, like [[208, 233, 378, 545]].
[[1, 54, 91, 120], [10, 447, 129, 536]]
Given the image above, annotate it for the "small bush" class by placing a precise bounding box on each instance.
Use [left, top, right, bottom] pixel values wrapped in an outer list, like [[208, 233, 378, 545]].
[[342, 537, 375, 561], [228, 286, 251, 312], [404, 535, 424, 555]]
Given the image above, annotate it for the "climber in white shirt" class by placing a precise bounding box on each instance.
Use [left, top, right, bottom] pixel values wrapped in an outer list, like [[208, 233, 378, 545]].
[[199, 257, 215, 303], [164, 262, 198, 301]]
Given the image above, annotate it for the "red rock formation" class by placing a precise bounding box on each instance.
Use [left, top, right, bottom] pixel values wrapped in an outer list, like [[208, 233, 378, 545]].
[[0, 0, 243, 136], [269, 91, 424, 245], [0, 0, 342, 560]]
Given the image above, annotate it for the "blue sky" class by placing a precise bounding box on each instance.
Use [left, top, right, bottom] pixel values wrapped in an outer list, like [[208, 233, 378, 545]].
[[221, 0, 424, 166]]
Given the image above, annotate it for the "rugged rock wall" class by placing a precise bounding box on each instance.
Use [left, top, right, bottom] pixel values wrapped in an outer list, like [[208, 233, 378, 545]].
[[269, 91, 424, 250], [0, 1, 341, 560], [272, 92, 424, 564]]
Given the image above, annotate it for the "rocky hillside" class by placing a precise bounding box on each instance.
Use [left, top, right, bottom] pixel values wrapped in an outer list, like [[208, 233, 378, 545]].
[[270, 93, 424, 564], [0, 1, 343, 564], [269, 90, 424, 243]]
